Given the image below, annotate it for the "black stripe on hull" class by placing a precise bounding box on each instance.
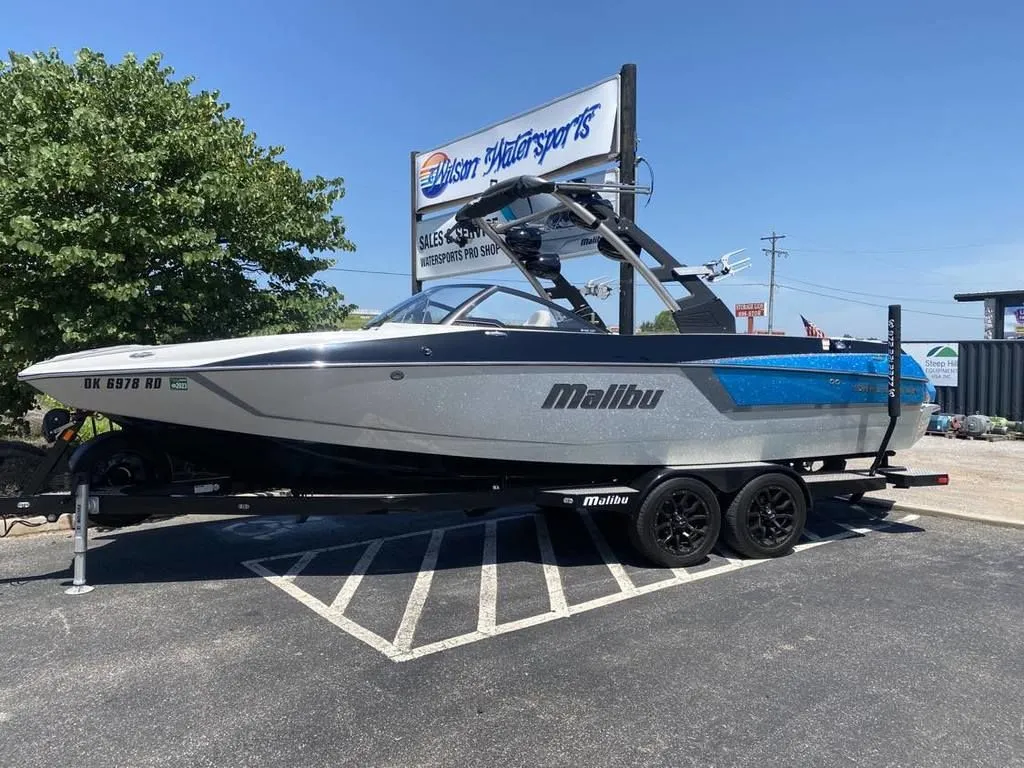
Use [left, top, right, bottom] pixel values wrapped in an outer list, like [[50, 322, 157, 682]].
[[214, 329, 890, 369]]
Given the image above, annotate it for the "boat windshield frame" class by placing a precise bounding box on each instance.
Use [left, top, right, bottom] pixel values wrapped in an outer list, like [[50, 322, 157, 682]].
[[362, 283, 608, 334]]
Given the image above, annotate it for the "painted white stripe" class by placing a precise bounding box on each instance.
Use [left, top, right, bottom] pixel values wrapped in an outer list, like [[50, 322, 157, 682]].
[[533, 513, 569, 616], [282, 550, 317, 582], [578, 510, 635, 594], [329, 539, 382, 614], [670, 567, 694, 581], [244, 559, 398, 659], [247, 508, 910, 663], [800, 528, 823, 542], [246, 512, 533, 567], [713, 544, 745, 565], [837, 512, 921, 537], [393, 528, 444, 652], [478, 521, 498, 633]]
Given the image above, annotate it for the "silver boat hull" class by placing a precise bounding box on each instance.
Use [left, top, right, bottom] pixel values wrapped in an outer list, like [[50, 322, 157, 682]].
[[22, 362, 934, 467]]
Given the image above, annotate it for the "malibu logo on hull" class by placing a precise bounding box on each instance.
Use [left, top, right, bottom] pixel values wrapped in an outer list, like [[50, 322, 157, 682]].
[[542, 383, 664, 410], [581, 494, 631, 507]]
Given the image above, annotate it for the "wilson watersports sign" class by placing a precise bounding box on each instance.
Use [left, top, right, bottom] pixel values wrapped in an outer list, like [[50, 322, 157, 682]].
[[413, 76, 620, 213], [415, 168, 619, 281]]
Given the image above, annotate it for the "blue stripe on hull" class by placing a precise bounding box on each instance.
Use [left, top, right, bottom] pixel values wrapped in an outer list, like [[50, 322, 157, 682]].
[[706, 353, 928, 380], [708, 354, 928, 408]]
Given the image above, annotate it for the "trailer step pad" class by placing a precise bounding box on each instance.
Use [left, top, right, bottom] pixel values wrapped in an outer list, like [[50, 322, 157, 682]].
[[535, 486, 639, 510], [877, 468, 950, 488], [803, 471, 887, 500]]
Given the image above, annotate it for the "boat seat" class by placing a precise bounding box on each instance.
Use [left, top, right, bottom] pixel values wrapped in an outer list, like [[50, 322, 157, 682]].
[[524, 309, 555, 327]]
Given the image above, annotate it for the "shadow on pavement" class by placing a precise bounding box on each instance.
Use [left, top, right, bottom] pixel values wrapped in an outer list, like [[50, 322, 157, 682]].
[[1, 498, 924, 589]]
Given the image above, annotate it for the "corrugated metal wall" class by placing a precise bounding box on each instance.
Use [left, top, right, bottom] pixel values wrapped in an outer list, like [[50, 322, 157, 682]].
[[914, 340, 1024, 421]]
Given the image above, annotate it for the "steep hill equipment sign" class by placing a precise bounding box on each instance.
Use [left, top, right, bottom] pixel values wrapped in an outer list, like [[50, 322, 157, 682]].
[[903, 343, 959, 388]]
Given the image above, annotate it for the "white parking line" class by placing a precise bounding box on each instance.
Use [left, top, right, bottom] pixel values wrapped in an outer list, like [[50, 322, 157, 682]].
[[282, 551, 317, 582], [243, 511, 916, 662], [533, 513, 569, 617], [394, 528, 444, 653], [578, 510, 635, 594], [478, 521, 498, 633], [329, 539, 382, 615]]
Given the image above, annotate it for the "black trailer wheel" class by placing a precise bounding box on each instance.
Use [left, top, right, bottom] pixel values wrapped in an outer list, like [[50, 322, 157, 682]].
[[628, 477, 721, 568], [69, 433, 172, 528], [723, 473, 807, 558]]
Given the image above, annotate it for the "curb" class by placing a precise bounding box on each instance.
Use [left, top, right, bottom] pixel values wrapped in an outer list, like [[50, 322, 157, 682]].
[[860, 498, 1024, 530], [1, 513, 73, 539]]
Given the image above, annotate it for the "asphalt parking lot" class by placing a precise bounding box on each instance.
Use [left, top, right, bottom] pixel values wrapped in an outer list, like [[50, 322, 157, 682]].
[[2, 501, 1023, 768]]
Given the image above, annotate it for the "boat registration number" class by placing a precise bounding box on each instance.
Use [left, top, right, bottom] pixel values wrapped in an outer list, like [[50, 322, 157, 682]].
[[82, 376, 166, 391]]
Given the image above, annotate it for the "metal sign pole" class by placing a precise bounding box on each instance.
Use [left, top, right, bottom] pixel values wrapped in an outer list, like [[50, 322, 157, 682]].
[[410, 150, 423, 295], [617, 63, 637, 335]]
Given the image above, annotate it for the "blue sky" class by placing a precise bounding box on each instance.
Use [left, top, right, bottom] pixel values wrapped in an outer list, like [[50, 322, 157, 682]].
[[7, 0, 1022, 339]]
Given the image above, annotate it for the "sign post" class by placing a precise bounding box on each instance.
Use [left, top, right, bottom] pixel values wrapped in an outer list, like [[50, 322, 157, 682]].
[[734, 301, 766, 334]]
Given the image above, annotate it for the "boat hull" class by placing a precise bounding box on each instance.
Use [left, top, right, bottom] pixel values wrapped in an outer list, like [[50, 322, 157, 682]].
[[21, 361, 934, 467]]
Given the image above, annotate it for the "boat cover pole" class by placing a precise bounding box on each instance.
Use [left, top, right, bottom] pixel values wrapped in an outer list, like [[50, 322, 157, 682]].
[[410, 150, 422, 295], [870, 304, 901, 474], [618, 63, 638, 335]]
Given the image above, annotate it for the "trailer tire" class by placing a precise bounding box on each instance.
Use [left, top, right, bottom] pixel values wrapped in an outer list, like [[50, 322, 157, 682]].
[[69, 433, 172, 528], [629, 476, 721, 568], [723, 472, 806, 558]]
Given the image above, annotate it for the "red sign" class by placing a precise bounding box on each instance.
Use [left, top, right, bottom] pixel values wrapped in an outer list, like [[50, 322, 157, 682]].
[[735, 302, 765, 318]]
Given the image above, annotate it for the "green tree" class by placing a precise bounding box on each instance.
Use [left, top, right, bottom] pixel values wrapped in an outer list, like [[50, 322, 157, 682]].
[[0, 49, 356, 431], [639, 310, 677, 334]]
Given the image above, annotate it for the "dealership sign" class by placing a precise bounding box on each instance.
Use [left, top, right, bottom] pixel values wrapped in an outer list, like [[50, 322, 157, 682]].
[[415, 169, 619, 281], [413, 76, 620, 213], [903, 343, 959, 388], [1004, 305, 1024, 339], [734, 302, 765, 318]]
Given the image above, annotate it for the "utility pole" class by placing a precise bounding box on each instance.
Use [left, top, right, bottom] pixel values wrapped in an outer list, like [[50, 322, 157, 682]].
[[760, 231, 787, 332]]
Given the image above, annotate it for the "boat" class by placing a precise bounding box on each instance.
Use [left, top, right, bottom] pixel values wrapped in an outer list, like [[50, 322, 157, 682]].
[[15, 175, 938, 494]]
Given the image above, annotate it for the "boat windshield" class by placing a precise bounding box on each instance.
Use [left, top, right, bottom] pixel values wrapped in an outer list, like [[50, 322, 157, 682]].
[[362, 285, 485, 328], [362, 284, 605, 333]]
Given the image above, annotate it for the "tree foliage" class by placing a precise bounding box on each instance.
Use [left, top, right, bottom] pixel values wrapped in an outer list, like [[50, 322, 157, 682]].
[[639, 310, 677, 334], [0, 49, 356, 430]]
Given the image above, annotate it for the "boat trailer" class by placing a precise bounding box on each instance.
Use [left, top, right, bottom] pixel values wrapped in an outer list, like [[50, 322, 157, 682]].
[[0, 307, 948, 594]]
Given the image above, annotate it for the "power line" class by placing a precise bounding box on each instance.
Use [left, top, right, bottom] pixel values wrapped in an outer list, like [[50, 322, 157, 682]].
[[785, 240, 1017, 255], [760, 231, 787, 332], [775, 282, 982, 320], [777, 275, 957, 305]]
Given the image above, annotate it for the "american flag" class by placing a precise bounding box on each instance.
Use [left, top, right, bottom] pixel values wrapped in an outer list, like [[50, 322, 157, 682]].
[[800, 315, 826, 338]]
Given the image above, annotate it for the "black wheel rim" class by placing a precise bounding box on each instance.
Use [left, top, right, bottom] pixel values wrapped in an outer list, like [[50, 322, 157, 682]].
[[745, 485, 798, 548], [92, 452, 155, 488], [653, 490, 711, 556]]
